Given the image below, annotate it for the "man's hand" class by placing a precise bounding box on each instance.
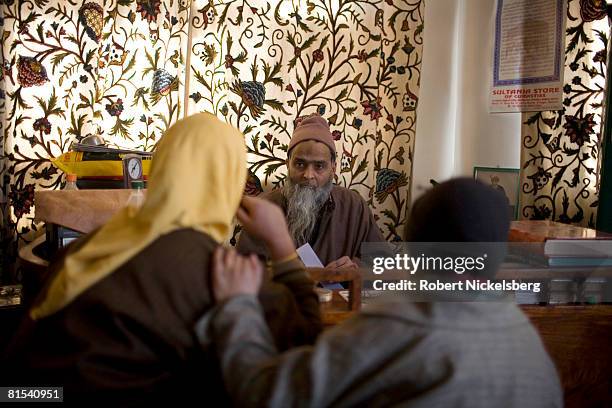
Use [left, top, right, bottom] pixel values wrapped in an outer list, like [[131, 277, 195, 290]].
[[237, 196, 296, 261], [212, 247, 263, 302], [325, 256, 358, 269]]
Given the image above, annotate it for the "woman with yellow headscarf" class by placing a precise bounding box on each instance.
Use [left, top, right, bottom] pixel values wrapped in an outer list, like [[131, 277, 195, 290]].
[[3, 113, 321, 404]]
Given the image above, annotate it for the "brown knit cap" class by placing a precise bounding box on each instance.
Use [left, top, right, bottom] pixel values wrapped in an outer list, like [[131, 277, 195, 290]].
[[288, 113, 336, 157]]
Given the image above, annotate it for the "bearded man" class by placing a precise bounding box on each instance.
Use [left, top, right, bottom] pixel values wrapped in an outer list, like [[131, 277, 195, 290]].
[[237, 113, 384, 269]]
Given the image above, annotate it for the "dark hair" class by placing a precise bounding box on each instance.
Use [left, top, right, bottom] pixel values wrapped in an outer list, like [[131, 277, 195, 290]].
[[406, 178, 510, 278]]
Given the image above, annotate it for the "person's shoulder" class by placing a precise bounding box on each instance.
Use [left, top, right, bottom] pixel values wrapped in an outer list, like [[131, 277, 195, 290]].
[[331, 185, 368, 206], [327, 302, 429, 342], [152, 228, 217, 253], [260, 188, 282, 199], [129, 229, 217, 279], [258, 189, 285, 206]]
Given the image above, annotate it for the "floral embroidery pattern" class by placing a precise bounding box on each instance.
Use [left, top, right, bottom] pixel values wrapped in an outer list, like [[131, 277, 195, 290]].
[[189, 0, 424, 242], [1, 0, 188, 258], [0, 0, 424, 267], [520, 0, 608, 226]]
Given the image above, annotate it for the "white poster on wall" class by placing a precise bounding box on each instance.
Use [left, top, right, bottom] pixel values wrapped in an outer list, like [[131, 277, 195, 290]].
[[490, 0, 567, 113]]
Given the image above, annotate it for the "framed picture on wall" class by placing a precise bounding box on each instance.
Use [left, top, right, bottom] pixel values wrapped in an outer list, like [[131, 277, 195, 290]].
[[473, 167, 520, 220]]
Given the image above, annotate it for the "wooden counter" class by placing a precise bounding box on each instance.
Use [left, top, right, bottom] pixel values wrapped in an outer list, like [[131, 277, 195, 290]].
[[523, 304, 612, 408], [35, 189, 134, 234]]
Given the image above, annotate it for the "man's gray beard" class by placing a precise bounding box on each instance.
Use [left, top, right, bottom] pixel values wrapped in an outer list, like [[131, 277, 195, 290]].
[[282, 178, 334, 247]]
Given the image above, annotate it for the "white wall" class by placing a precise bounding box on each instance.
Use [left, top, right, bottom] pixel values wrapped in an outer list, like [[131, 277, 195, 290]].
[[412, 0, 522, 200]]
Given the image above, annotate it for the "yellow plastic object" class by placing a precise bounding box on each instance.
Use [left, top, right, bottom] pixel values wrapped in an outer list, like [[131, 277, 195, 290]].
[[51, 151, 151, 179]]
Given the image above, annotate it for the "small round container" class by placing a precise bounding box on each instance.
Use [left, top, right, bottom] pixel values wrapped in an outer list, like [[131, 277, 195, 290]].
[[315, 287, 333, 303], [81, 134, 106, 146]]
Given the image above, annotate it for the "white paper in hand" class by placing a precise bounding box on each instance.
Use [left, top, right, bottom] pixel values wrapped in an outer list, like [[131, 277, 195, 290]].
[[296, 243, 324, 267]]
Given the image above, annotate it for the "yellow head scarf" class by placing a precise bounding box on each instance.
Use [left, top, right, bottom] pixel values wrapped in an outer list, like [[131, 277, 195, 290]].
[[31, 112, 247, 319]]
